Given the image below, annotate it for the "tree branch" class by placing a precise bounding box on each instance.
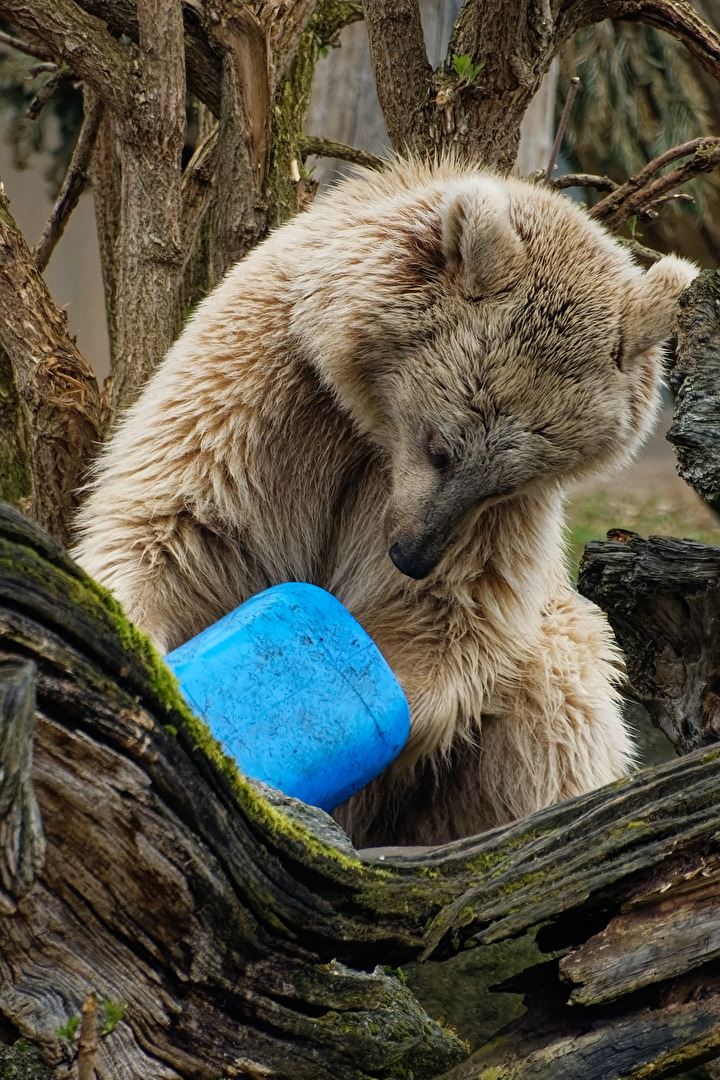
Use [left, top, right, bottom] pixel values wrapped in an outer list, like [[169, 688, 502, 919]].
[[0, 27, 52, 61], [361, 0, 433, 152], [0, 181, 100, 544], [0, 0, 134, 111], [590, 137, 720, 228], [299, 135, 385, 171], [601, 0, 720, 87], [103, 0, 187, 420], [33, 92, 104, 273], [549, 172, 618, 192], [26, 66, 72, 120]]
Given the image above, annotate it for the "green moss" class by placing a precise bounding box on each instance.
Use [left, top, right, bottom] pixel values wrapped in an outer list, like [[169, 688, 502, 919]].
[[316, 974, 467, 1079], [0, 526, 373, 877], [0, 1041, 52, 1080], [0, 348, 31, 507], [96, 573, 380, 874], [406, 934, 543, 1052], [268, 1, 363, 226]]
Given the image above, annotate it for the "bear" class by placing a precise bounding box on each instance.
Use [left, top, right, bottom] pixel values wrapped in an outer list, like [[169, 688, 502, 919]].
[[73, 159, 696, 849]]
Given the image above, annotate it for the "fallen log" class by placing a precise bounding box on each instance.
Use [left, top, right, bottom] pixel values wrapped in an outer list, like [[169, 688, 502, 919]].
[[0, 503, 719, 1078]]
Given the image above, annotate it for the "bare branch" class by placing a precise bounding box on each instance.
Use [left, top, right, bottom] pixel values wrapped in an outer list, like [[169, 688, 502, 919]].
[[544, 76, 580, 182], [361, 0, 433, 152], [299, 135, 385, 171], [27, 61, 57, 76], [601, 0, 720, 88], [549, 172, 618, 192], [26, 67, 72, 120], [34, 93, 104, 273], [77, 990, 100, 1080], [0, 28, 52, 61], [591, 137, 720, 228], [0, 0, 134, 109]]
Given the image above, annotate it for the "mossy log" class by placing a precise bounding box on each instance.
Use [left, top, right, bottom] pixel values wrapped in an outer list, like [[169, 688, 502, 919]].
[[0, 505, 719, 1078]]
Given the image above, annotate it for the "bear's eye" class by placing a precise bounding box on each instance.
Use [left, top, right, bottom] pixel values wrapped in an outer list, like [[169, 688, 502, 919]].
[[427, 438, 452, 471]]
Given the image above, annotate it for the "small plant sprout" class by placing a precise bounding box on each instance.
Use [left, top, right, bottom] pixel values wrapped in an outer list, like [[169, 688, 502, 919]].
[[56, 1014, 80, 1042], [101, 998, 127, 1035], [451, 53, 485, 87]]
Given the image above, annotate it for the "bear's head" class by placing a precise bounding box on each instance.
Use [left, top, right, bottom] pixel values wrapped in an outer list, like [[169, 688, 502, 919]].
[[368, 175, 696, 580]]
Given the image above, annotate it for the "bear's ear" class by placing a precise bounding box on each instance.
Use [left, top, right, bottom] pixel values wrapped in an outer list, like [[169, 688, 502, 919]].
[[619, 255, 698, 368], [439, 180, 527, 299]]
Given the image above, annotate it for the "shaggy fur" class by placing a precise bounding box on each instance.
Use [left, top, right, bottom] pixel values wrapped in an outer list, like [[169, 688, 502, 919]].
[[73, 160, 696, 848]]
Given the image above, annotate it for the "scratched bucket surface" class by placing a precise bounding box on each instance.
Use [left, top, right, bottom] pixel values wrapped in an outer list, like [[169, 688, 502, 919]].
[[164, 582, 410, 813]]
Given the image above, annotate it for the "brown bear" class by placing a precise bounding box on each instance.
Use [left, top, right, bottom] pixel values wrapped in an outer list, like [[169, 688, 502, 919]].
[[73, 160, 696, 848]]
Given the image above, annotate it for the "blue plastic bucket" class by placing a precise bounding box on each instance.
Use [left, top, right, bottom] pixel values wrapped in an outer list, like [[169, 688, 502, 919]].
[[164, 583, 410, 812]]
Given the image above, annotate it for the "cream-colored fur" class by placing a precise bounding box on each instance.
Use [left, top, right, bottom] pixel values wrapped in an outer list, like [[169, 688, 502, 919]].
[[73, 160, 697, 848]]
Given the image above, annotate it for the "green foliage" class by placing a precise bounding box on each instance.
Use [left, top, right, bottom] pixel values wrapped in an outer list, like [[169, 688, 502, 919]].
[[54, 1016, 79, 1042], [100, 998, 127, 1035], [382, 966, 409, 986], [626, 214, 641, 239], [55, 999, 126, 1043], [451, 53, 485, 87]]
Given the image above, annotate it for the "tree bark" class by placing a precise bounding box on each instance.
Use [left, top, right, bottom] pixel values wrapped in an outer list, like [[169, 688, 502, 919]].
[[580, 531, 720, 754], [667, 268, 720, 515], [0, 184, 100, 547], [2, 503, 720, 1078]]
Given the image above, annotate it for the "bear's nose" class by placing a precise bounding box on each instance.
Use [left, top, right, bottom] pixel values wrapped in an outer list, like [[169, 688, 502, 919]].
[[389, 542, 438, 579]]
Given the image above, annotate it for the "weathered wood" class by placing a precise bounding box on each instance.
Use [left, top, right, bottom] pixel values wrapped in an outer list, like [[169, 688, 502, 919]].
[[3, 503, 720, 1078], [579, 532, 720, 754], [667, 268, 720, 515], [0, 658, 45, 913]]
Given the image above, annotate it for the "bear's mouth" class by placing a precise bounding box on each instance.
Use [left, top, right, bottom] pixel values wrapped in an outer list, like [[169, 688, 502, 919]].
[[387, 486, 521, 579]]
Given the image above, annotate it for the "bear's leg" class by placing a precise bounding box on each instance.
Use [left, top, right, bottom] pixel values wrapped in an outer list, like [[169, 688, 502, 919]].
[[474, 589, 634, 828], [339, 590, 633, 849]]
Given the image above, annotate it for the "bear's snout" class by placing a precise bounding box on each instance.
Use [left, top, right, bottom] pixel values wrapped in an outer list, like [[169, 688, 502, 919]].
[[389, 541, 439, 579]]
